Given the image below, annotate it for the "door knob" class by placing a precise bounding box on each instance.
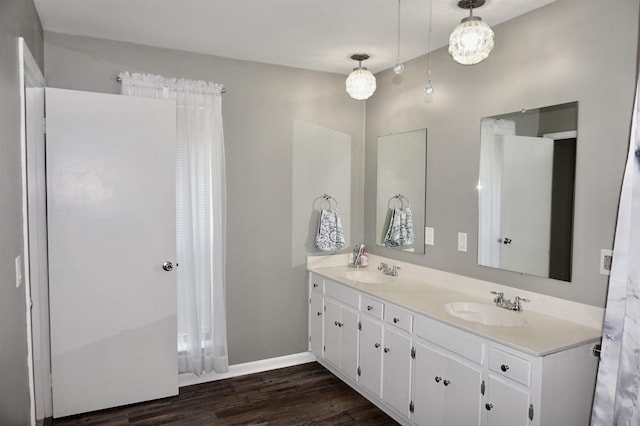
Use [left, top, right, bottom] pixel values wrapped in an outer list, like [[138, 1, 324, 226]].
[[162, 261, 174, 272]]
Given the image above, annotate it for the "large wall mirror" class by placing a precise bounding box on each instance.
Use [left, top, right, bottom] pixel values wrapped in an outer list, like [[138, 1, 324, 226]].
[[376, 129, 427, 254], [477, 102, 577, 281]]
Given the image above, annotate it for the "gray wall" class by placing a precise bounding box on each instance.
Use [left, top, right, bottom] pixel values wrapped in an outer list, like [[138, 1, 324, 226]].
[[0, 0, 44, 424], [365, 0, 639, 307], [44, 33, 365, 365]]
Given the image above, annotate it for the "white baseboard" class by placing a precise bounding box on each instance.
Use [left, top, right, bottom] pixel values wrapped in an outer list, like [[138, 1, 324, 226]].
[[178, 351, 317, 388]]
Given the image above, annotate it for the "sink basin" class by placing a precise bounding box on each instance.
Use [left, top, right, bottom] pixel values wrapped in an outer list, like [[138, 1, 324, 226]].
[[445, 302, 527, 327], [343, 270, 390, 284]]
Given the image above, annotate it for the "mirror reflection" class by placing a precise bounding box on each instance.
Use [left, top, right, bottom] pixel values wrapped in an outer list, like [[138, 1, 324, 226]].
[[477, 102, 577, 281], [376, 129, 427, 253]]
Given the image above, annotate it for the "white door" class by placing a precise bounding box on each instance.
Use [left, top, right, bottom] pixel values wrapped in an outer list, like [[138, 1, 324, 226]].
[[46, 88, 178, 418], [382, 328, 412, 418], [484, 375, 530, 426], [358, 316, 383, 396], [499, 135, 553, 277], [309, 291, 324, 356], [413, 340, 447, 425]]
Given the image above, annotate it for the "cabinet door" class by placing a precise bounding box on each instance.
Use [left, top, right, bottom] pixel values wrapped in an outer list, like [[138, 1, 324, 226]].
[[309, 292, 324, 356], [484, 375, 530, 426], [324, 299, 342, 368], [413, 341, 447, 426], [443, 355, 482, 426], [359, 316, 383, 396], [382, 328, 412, 418], [340, 308, 359, 381]]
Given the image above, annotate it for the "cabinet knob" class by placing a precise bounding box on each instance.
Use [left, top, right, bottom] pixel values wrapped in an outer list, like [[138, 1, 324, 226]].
[[435, 376, 442, 383], [335, 321, 339, 326], [485, 403, 493, 411], [374, 343, 381, 348], [367, 305, 373, 311], [338, 322, 343, 327], [393, 317, 400, 323], [384, 347, 390, 353], [316, 312, 322, 316], [313, 283, 319, 288], [443, 379, 451, 386], [500, 364, 510, 372]]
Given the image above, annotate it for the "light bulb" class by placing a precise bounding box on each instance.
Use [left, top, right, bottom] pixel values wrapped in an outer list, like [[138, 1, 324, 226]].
[[424, 84, 434, 94], [393, 62, 405, 75]]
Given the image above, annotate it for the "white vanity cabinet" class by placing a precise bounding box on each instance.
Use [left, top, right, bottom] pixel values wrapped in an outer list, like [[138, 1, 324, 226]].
[[307, 271, 599, 426], [482, 342, 597, 426], [322, 281, 359, 381], [412, 315, 483, 426]]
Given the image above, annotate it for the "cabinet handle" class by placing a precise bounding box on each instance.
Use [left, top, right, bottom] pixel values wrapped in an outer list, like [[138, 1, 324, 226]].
[[313, 283, 319, 288], [367, 305, 373, 311], [335, 321, 339, 326], [501, 364, 510, 372], [393, 317, 400, 323], [435, 376, 442, 383], [443, 379, 451, 386], [485, 403, 493, 411], [316, 312, 322, 316], [374, 343, 381, 348], [338, 322, 343, 327], [384, 347, 390, 353]]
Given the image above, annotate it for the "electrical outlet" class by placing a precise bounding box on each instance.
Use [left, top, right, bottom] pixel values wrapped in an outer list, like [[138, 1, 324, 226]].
[[600, 249, 613, 275], [425, 227, 434, 246], [458, 232, 467, 252]]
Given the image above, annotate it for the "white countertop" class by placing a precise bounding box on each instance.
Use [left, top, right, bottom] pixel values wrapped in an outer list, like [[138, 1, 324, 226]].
[[308, 254, 603, 357]]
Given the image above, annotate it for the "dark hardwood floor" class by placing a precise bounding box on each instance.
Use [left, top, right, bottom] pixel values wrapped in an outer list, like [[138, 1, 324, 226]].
[[46, 362, 398, 425]]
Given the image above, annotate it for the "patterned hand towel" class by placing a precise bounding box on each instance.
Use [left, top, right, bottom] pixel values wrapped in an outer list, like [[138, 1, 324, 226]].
[[315, 209, 346, 252], [383, 207, 415, 247]]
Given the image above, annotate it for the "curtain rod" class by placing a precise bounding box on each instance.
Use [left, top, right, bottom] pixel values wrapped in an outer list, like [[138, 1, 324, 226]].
[[116, 75, 227, 94]]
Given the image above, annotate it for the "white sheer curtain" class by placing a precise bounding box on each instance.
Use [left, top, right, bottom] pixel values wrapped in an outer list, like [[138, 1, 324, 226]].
[[478, 118, 515, 267], [119, 72, 229, 375], [591, 73, 640, 425]]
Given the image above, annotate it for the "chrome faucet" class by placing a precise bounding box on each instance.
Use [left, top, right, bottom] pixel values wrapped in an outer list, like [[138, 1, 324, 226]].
[[378, 263, 400, 276], [491, 291, 530, 311]]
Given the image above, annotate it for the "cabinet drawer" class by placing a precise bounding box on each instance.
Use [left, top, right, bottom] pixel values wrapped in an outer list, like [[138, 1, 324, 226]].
[[488, 347, 530, 386], [310, 273, 324, 293], [325, 279, 359, 308], [414, 315, 483, 364], [385, 304, 412, 333], [360, 295, 384, 320]]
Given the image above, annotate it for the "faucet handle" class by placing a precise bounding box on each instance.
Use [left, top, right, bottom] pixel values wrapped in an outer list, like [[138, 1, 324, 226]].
[[514, 296, 530, 303], [378, 263, 388, 270], [490, 291, 504, 297]]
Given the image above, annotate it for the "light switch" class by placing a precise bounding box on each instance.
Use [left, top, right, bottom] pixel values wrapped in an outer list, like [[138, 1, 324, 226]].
[[458, 233, 467, 252], [600, 249, 613, 275], [15, 255, 23, 288], [425, 227, 434, 246]]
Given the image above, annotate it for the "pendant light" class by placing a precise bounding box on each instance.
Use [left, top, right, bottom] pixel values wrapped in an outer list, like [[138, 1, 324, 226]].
[[345, 54, 377, 100], [392, 0, 405, 74], [448, 0, 494, 65]]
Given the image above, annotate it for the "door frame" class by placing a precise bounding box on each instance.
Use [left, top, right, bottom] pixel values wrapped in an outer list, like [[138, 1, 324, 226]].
[[19, 37, 50, 423]]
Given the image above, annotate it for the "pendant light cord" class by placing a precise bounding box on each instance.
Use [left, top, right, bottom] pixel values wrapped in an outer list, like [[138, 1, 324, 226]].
[[427, 0, 432, 83], [396, 0, 402, 63]]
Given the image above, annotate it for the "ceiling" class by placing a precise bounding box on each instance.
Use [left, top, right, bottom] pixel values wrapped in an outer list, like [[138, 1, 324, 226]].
[[34, 0, 556, 75]]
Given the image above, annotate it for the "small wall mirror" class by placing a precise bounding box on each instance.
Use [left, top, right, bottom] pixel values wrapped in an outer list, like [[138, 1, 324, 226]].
[[376, 129, 427, 254], [477, 102, 577, 281]]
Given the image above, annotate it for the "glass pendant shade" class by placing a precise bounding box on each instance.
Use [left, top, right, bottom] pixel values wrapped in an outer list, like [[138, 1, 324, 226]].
[[448, 16, 494, 65], [346, 67, 377, 100]]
